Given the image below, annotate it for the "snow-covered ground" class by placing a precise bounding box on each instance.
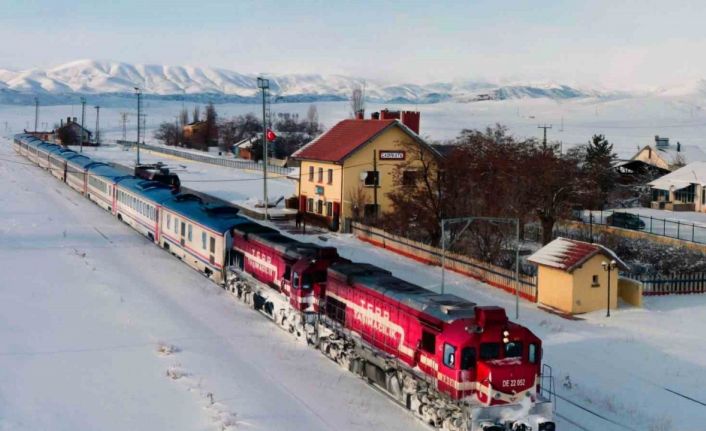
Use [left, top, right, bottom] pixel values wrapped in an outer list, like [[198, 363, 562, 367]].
[[0, 137, 425, 431], [3, 133, 706, 431]]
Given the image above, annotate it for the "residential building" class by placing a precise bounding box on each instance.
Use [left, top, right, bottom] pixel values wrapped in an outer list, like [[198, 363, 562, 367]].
[[528, 237, 629, 314], [292, 110, 439, 230], [649, 161, 706, 211], [631, 135, 706, 171], [55, 117, 92, 145]]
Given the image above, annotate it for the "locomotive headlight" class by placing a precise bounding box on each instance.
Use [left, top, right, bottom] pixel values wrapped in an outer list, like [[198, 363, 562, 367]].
[[503, 330, 510, 337], [503, 337, 510, 344]]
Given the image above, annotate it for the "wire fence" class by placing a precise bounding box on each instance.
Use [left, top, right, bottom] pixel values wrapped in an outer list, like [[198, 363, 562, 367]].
[[575, 209, 706, 244], [116, 140, 294, 176]]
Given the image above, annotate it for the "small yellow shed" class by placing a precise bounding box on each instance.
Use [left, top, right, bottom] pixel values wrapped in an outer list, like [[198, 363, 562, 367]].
[[528, 237, 629, 315]]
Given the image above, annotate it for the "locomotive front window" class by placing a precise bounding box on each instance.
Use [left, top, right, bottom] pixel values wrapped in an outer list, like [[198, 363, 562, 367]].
[[292, 272, 300, 289], [529, 343, 538, 364], [461, 347, 476, 370], [443, 343, 456, 368], [479, 343, 500, 360], [302, 273, 313, 289], [505, 341, 523, 358], [284, 266, 291, 281]]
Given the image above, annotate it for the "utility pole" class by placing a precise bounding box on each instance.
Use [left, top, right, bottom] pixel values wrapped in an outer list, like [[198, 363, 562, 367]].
[[80, 97, 86, 152], [120, 113, 129, 141], [34, 97, 39, 132], [538, 124, 552, 148], [134, 87, 142, 165], [94, 106, 100, 145], [257, 77, 270, 220]]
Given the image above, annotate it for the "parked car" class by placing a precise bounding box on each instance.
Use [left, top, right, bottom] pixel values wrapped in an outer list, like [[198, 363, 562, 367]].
[[606, 212, 646, 230]]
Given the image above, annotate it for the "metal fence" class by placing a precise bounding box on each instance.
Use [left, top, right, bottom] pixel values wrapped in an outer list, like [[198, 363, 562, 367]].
[[622, 272, 706, 295], [351, 222, 538, 302], [116, 140, 294, 176], [577, 209, 706, 244]]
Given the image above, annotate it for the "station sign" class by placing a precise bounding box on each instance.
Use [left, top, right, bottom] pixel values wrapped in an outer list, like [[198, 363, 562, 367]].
[[379, 151, 405, 160]]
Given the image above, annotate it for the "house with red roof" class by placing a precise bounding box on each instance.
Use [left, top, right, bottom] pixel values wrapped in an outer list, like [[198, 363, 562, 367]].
[[292, 110, 439, 230], [528, 237, 632, 314]]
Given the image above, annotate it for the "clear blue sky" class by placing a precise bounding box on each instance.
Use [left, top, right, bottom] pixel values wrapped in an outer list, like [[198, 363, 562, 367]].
[[1, 0, 705, 89]]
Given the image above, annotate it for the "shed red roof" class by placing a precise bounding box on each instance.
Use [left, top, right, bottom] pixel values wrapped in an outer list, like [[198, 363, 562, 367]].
[[292, 119, 397, 162], [527, 237, 629, 273]]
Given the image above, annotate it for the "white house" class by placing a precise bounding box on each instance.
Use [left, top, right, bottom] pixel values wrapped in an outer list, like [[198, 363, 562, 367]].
[[650, 161, 706, 212], [632, 136, 706, 171]]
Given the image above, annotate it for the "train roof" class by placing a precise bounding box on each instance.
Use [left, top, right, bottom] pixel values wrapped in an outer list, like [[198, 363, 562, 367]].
[[329, 262, 477, 324], [66, 155, 97, 168], [88, 163, 130, 181], [162, 194, 245, 233], [118, 178, 176, 203], [232, 221, 331, 259]]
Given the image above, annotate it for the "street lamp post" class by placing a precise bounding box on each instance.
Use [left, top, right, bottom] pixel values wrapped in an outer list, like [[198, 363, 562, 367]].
[[257, 77, 269, 220], [134, 87, 142, 165], [601, 259, 617, 317], [79, 97, 86, 152]]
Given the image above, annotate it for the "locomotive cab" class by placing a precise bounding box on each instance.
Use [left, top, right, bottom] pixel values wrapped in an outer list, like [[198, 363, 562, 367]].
[[288, 247, 344, 313]]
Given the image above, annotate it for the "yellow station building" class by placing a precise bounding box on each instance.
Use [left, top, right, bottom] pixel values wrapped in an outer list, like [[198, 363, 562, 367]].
[[292, 110, 439, 230], [528, 237, 630, 314]]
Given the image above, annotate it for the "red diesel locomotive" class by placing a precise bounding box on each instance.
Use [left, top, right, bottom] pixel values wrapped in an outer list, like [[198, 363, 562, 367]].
[[227, 229, 554, 431]]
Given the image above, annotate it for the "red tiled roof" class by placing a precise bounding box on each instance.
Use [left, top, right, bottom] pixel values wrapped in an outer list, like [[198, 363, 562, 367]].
[[292, 119, 397, 162], [527, 237, 629, 273]]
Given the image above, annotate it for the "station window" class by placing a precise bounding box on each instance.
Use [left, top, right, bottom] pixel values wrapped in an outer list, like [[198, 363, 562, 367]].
[[318, 167, 323, 183], [505, 341, 523, 358], [307, 198, 314, 212], [402, 170, 419, 186], [461, 347, 476, 370], [364, 171, 379, 187], [326, 202, 333, 217], [443, 343, 456, 368], [317, 200, 323, 214], [592, 275, 600, 287], [327, 169, 333, 184], [308, 166, 314, 182], [202, 232, 207, 250]]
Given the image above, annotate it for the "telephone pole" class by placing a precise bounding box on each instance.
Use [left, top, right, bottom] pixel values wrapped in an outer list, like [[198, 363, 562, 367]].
[[120, 113, 129, 141], [94, 106, 100, 145], [538, 124, 552, 148], [257, 77, 270, 220], [34, 97, 39, 132], [80, 97, 86, 152], [134, 87, 142, 165]]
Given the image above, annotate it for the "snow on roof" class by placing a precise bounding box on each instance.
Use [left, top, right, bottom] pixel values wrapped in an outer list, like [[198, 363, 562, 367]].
[[528, 237, 628, 273], [649, 161, 706, 191], [634, 144, 706, 167]]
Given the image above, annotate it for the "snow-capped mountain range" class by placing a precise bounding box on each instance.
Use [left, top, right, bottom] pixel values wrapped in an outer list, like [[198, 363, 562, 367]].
[[0, 59, 627, 105]]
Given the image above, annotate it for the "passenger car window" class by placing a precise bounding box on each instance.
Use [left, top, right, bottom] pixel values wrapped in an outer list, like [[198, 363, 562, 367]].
[[461, 347, 476, 370], [443, 343, 456, 368]]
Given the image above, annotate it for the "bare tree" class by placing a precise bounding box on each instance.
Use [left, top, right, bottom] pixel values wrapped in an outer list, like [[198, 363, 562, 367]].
[[306, 105, 319, 125], [350, 84, 365, 116]]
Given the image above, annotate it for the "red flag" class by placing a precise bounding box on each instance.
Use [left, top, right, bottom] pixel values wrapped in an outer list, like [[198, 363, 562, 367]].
[[266, 129, 277, 142]]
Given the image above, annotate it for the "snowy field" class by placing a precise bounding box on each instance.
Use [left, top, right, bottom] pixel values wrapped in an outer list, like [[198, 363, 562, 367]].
[[0, 137, 425, 431], [3, 132, 706, 430], [5, 91, 706, 156]]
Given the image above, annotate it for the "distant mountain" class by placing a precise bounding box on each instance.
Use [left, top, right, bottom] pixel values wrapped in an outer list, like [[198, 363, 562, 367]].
[[0, 59, 611, 105]]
